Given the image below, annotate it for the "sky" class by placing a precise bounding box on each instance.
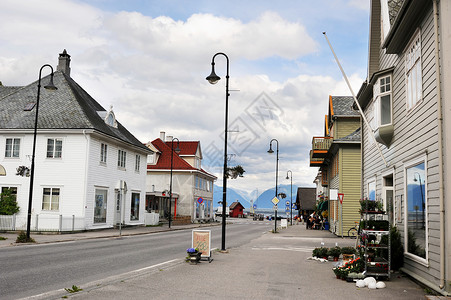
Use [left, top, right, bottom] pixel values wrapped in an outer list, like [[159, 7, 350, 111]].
[[0, 0, 370, 197]]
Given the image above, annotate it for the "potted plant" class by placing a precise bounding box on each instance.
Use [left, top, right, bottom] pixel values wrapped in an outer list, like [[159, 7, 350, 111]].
[[312, 247, 328, 259], [327, 246, 341, 261], [186, 247, 202, 264], [341, 246, 356, 261]]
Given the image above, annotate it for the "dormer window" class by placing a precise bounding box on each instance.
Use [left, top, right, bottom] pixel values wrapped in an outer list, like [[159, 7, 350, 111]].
[[104, 106, 118, 128]]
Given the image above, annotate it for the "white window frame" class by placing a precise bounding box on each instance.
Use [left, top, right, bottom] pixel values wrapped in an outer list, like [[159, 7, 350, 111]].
[[405, 30, 422, 111], [373, 74, 393, 128], [47, 138, 63, 159], [5, 138, 21, 158], [135, 154, 140, 172], [94, 188, 108, 224], [42, 187, 60, 211], [118, 149, 126, 169], [100, 143, 107, 164], [403, 154, 428, 265], [130, 192, 140, 221]]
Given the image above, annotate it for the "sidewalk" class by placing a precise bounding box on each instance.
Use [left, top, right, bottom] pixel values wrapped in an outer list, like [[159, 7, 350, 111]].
[[2, 221, 431, 300], [0, 222, 218, 248]]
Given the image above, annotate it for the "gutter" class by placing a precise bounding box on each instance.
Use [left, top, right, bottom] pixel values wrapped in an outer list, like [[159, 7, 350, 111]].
[[433, 0, 446, 291]]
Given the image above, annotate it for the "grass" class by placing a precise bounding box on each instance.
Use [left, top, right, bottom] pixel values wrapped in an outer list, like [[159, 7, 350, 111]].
[[0, 236, 7, 241]]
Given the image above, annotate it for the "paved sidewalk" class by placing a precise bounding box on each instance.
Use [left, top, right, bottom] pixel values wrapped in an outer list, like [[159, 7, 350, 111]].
[[2, 221, 430, 300], [0, 222, 218, 248]]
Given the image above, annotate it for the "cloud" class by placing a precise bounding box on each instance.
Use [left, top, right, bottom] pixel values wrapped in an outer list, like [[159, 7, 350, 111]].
[[0, 0, 366, 195]]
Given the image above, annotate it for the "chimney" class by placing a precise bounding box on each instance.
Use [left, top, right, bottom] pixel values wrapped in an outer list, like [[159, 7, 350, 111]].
[[57, 49, 71, 76], [160, 131, 165, 141], [166, 135, 173, 142]]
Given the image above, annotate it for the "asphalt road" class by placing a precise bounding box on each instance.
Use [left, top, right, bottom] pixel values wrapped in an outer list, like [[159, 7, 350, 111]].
[[0, 219, 272, 299]]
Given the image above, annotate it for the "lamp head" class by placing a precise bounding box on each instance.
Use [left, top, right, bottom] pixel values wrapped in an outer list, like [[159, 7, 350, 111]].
[[175, 145, 181, 154], [267, 144, 274, 154], [286, 175, 289, 180], [206, 63, 220, 84], [44, 73, 57, 90]]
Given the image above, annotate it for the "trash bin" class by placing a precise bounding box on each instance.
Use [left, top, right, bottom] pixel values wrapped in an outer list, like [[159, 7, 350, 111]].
[[324, 221, 329, 230]]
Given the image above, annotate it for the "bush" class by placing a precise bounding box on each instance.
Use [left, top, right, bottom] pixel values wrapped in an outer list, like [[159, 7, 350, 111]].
[[0, 188, 20, 215], [312, 247, 329, 258], [327, 246, 341, 258], [340, 246, 356, 255], [380, 226, 404, 270], [16, 231, 35, 243]]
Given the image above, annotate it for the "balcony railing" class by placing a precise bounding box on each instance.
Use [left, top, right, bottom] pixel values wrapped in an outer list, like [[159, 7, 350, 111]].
[[309, 150, 324, 167], [311, 136, 333, 158]]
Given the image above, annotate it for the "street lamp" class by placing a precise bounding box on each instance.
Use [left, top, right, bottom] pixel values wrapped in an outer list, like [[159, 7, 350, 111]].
[[169, 138, 180, 229], [27, 64, 57, 240], [413, 172, 425, 229], [267, 138, 279, 232], [206, 52, 229, 251], [286, 170, 293, 225]]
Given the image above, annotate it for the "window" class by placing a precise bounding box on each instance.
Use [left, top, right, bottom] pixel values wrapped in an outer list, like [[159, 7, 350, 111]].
[[406, 31, 422, 110], [135, 154, 140, 172], [42, 187, 60, 211], [368, 181, 376, 201], [94, 189, 107, 223], [405, 158, 427, 260], [118, 149, 126, 168], [373, 75, 392, 127], [130, 192, 140, 220], [5, 138, 20, 158], [47, 138, 62, 158], [100, 143, 107, 163]]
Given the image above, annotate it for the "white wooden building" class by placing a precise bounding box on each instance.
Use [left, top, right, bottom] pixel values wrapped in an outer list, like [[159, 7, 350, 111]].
[[0, 50, 152, 231]]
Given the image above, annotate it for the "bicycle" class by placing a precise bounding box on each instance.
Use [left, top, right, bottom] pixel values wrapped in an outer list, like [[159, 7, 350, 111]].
[[347, 221, 360, 239]]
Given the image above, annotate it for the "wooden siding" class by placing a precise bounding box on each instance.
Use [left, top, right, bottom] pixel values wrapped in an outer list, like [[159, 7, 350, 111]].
[[339, 147, 361, 236], [362, 5, 442, 287], [335, 118, 360, 139]]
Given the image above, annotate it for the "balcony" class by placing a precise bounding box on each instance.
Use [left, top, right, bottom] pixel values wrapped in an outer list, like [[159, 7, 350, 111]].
[[309, 150, 324, 167], [311, 137, 333, 158]]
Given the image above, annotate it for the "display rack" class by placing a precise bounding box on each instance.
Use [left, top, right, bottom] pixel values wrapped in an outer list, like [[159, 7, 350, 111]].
[[360, 200, 391, 279]]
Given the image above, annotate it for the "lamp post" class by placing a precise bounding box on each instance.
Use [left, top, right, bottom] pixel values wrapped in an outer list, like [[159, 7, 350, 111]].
[[169, 138, 180, 229], [267, 138, 279, 233], [413, 172, 425, 229], [286, 170, 293, 225], [27, 64, 57, 240], [206, 52, 229, 251]]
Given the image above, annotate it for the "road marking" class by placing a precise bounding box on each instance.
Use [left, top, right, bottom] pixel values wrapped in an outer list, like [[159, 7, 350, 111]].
[[19, 259, 183, 300]]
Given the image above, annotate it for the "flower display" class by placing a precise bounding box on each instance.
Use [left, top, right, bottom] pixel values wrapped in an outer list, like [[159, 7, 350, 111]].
[[187, 247, 199, 253]]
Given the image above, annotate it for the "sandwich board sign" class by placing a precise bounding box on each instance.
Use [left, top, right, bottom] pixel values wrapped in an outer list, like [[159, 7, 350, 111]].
[[192, 230, 212, 262]]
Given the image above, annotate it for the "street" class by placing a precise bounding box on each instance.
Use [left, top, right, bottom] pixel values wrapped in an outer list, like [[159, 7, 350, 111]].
[[0, 219, 271, 299]]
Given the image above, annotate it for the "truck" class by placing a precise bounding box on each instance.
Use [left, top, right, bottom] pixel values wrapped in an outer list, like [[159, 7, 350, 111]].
[[215, 206, 229, 217]]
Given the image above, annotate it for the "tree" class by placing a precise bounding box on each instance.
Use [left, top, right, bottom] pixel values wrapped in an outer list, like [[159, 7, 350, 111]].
[[225, 165, 245, 179], [0, 188, 20, 215]]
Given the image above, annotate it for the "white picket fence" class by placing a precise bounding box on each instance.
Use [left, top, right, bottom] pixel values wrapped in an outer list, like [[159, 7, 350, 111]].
[[0, 214, 85, 232]]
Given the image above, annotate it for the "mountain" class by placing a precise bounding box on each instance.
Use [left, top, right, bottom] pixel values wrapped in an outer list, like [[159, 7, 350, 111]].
[[213, 184, 298, 209]]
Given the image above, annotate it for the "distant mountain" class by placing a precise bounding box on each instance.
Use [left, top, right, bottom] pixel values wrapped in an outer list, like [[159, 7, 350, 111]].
[[213, 184, 298, 209]]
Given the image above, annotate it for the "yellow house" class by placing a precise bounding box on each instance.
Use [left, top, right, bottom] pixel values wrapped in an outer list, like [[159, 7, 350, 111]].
[[309, 96, 361, 236]]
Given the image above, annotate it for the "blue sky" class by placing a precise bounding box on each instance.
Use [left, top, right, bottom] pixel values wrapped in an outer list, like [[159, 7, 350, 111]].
[[0, 0, 370, 196]]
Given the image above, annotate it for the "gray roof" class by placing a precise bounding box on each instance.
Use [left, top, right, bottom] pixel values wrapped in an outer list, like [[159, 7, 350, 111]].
[[296, 187, 316, 210], [0, 71, 150, 152], [388, 0, 405, 25], [330, 96, 360, 117]]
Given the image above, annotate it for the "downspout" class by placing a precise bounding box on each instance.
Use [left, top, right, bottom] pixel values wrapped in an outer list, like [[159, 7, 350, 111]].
[[82, 130, 89, 228], [433, 0, 446, 291]]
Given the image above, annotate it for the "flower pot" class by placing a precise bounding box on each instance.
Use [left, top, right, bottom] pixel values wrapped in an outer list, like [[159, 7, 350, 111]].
[[342, 254, 354, 261], [187, 251, 202, 264]]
